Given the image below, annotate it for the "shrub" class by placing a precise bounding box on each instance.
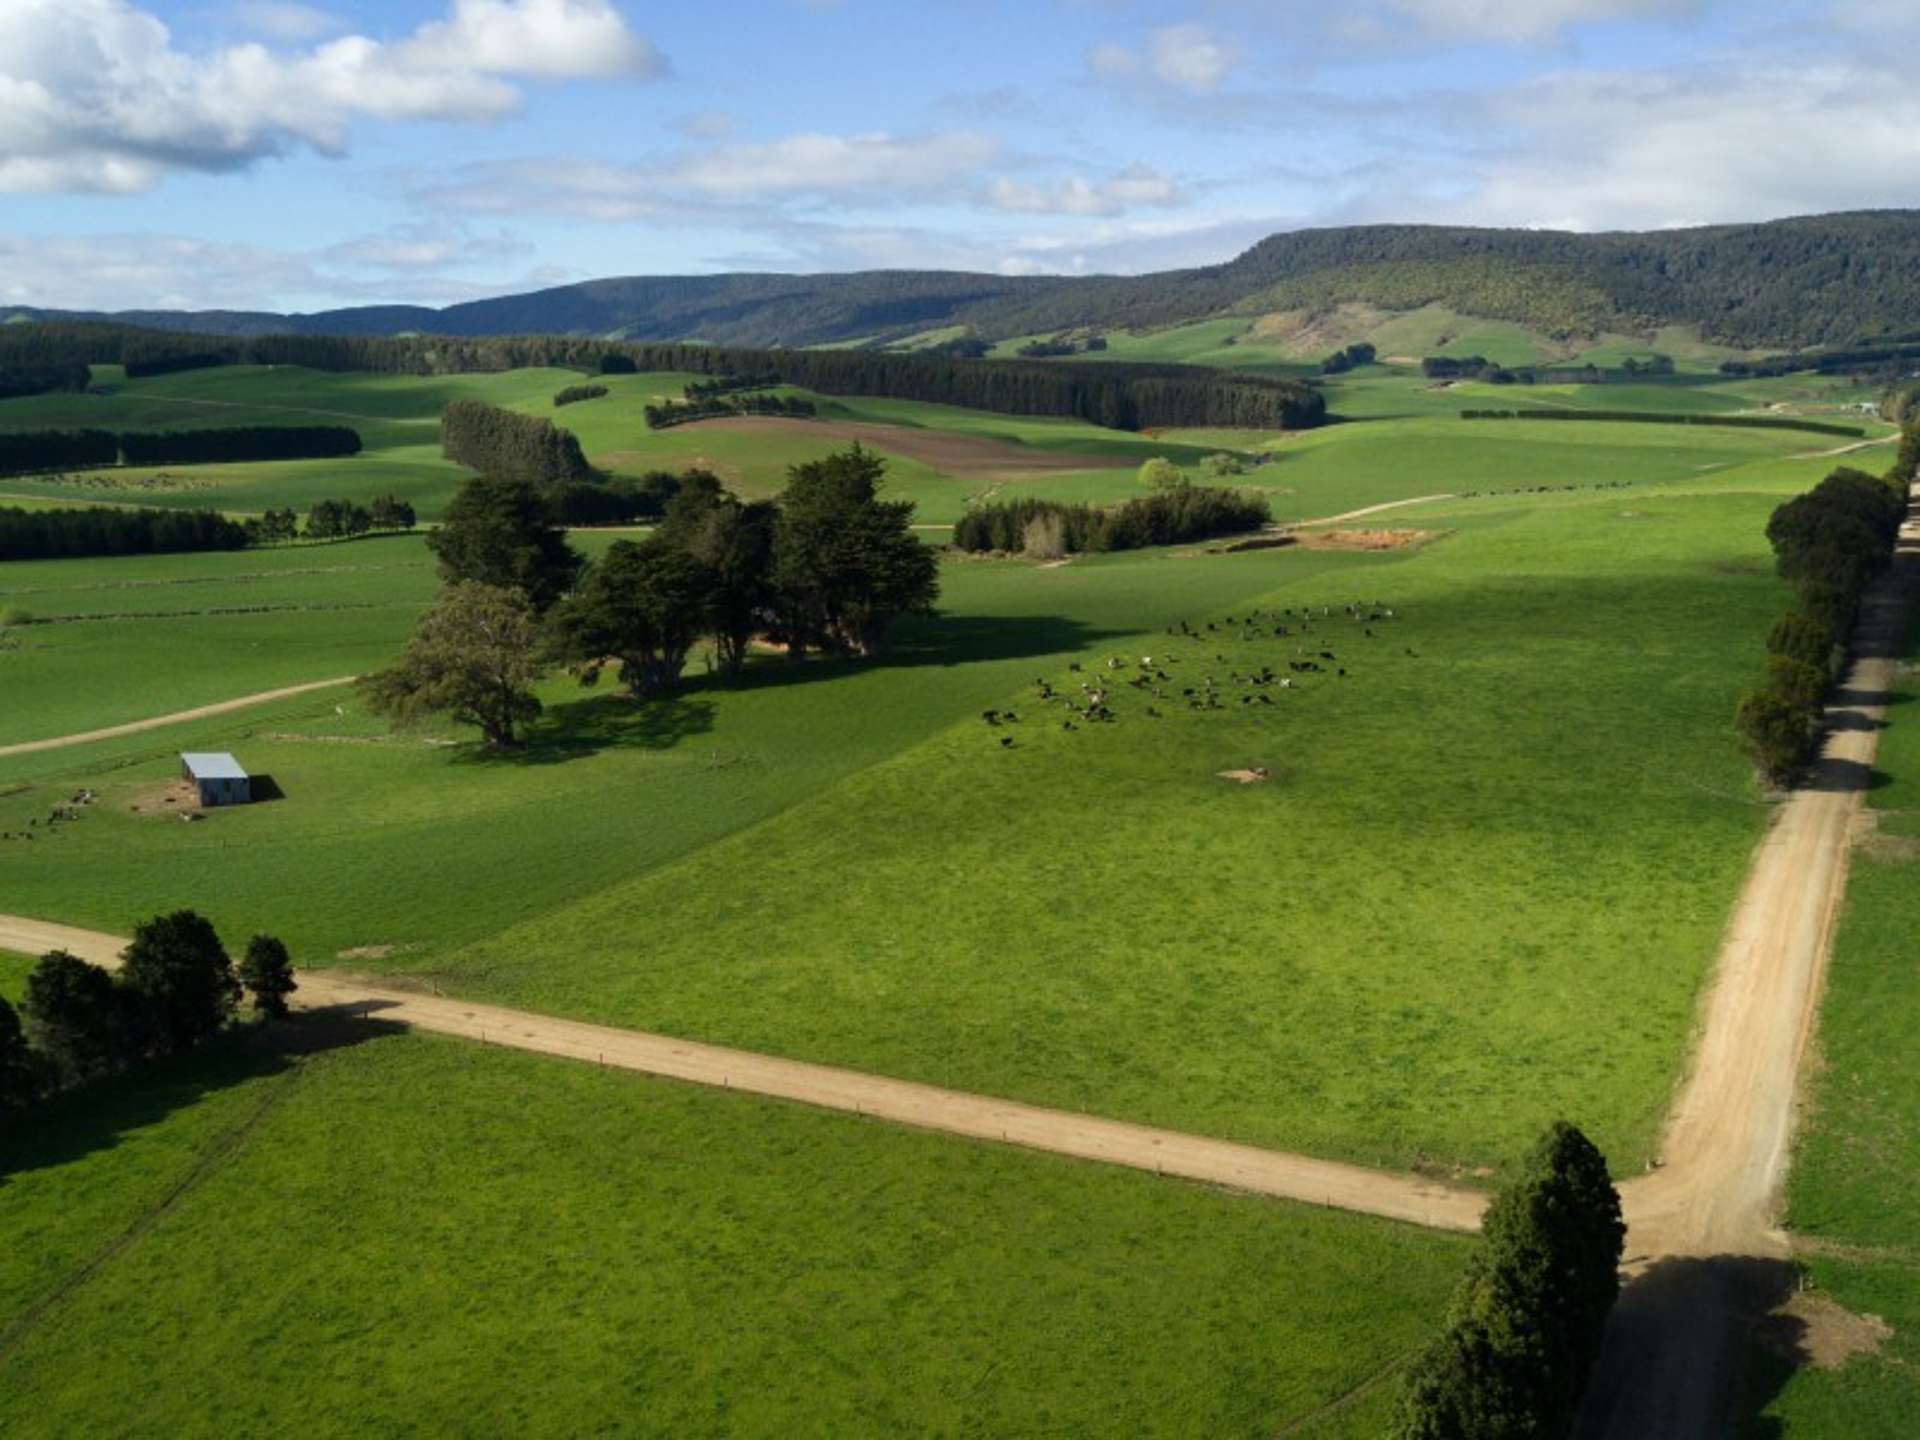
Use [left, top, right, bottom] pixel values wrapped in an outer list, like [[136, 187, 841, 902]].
[[1137, 456, 1186, 492], [553, 383, 609, 407]]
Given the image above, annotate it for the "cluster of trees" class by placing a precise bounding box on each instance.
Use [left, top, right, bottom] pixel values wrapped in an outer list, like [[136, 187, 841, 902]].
[[0, 362, 91, 400], [0, 913, 295, 1121], [552, 383, 608, 407], [644, 392, 819, 429], [1736, 461, 1910, 783], [1390, 1122, 1625, 1439], [1320, 342, 1377, 374], [1422, 355, 1501, 380], [1721, 341, 1920, 379], [950, 484, 1271, 557], [0, 504, 249, 562], [1617, 354, 1675, 375], [684, 372, 781, 399], [0, 426, 361, 476], [363, 446, 940, 746], [303, 494, 417, 539], [1460, 409, 1864, 438], [441, 400, 595, 487]]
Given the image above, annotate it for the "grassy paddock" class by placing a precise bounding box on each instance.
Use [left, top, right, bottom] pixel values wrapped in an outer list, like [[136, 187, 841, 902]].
[[0, 1029, 1467, 1438]]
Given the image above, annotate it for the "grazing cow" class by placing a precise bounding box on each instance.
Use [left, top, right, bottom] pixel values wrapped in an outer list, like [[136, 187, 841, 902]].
[[1000, 736, 1015, 748], [983, 710, 1000, 725]]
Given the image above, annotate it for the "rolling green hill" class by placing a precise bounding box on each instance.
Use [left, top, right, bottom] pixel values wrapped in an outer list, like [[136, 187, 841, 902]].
[[14, 210, 1920, 352]]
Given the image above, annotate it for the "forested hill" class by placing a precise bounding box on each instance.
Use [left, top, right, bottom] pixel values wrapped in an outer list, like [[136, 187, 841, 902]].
[[12, 210, 1920, 351]]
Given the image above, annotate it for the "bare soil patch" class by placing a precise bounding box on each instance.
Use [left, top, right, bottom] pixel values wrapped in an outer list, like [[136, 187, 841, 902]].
[[659, 416, 1134, 479], [127, 780, 200, 815], [1292, 528, 1433, 552], [1216, 767, 1271, 784], [1753, 1290, 1892, 1370]]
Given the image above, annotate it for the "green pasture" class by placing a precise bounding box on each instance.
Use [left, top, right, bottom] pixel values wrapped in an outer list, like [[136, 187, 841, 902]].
[[1254, 414, 1829, 521], [1751, 610, 1920, 1434], [0, 1029, 1466, 1438], [0, 453, 1862, 1176], [0, 536, 436, 746]]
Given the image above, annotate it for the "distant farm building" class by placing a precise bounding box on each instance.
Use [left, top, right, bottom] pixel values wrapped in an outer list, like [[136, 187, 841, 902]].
[[180, 752, 252, 807]]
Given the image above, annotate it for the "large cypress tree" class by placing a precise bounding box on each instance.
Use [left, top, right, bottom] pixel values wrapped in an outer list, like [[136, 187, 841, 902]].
[[1392, 1121, 1625, 1440]]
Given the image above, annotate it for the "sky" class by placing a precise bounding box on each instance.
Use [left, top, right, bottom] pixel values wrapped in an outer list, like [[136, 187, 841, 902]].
[[3, 0, 1918, 314]]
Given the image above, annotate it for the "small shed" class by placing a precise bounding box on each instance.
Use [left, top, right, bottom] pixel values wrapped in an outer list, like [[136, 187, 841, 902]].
[[180, 752, 252, 807]]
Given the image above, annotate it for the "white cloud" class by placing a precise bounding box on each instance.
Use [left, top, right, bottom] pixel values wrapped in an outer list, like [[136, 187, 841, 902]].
[[0, 0, 664, 194], [1454, 57, 1920, 229], [228, 2, 346, 41], [1378, 0, 1701, 43], [422, 131, 1002, 219], [984, 164, 1184, 216], [1088, 24, 1234, 94], [400, 0, 662, 79], [677, 109, 741, 139], [666, 132, 997, 196], [322, 222, 530, 271]]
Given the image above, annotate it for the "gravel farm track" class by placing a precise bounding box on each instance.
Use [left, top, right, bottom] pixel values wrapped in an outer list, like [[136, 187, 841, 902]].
[[1, 488, 1912, 1430]]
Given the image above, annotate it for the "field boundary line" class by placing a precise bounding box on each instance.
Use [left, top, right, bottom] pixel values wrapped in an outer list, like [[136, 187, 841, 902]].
[[0, 676, 356, 758]]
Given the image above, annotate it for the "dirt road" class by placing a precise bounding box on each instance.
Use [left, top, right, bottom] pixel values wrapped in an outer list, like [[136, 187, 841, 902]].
[[0, 677, 355, 758], [1575, 494, 1919, 1437], [0, 910, 1485, 1232]]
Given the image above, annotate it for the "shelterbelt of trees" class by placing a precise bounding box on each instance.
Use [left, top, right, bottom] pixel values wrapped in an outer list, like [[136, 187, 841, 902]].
[[0, 322, 1328, 434], [0, 425, 361, 476], [1735, 435, 1913, 783]]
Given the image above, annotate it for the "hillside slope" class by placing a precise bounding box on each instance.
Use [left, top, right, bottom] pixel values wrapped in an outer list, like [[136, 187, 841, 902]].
[[11, 210, 1920, 351]]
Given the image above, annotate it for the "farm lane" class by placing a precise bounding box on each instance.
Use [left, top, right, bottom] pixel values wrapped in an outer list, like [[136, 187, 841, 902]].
[[1577, 487, 1920, 1438], [0, 910, 1486, 1232], [0, 677, 356, 758]]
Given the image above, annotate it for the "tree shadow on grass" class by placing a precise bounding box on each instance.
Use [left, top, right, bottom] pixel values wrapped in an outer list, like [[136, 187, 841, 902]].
[[687, 612, 1133, 700], [0, 1008, 403, 1190], [464, 692, 718, 768], [455, 612, 1125, 766]]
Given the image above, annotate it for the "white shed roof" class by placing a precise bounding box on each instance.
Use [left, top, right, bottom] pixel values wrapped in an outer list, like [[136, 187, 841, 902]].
[[181, 752, 248, 781]]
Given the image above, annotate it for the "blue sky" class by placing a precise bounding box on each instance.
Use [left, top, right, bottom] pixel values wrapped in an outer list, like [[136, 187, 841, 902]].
[[3, 0, 1915, 312]]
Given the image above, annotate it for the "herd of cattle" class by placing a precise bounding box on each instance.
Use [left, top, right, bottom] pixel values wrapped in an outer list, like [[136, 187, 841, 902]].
[[982, 601, 1408, 744]]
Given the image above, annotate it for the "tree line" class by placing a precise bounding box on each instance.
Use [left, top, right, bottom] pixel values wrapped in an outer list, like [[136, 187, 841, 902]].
[[950, 484, 1271, 557], [441, 400, 595, 487], [363, 446, 940, 746], [0, 913, 295, 1122], [643, 393, 818, 429], [0, 362, 91, 400], [0, 504, 250, 561], [1390, 1122, 1625, 1439], [0, 425, 361, 476], [1735, 455, 1910, 783]]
